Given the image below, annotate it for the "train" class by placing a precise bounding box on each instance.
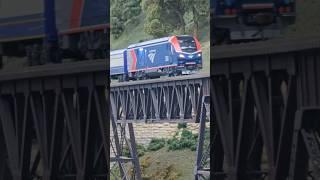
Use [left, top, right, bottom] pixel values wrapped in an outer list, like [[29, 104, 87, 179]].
[[0, 0, 109, 68], [211, 0, 296, 44], [110, 35, 202, 81]]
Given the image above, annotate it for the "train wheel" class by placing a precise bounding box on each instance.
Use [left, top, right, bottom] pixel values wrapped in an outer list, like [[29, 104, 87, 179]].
[[118, 76, 124, 82], [118, 74, 129, 82], [169, 72, 177, 77], [28, 44, 41, 66], [141, 74, 148, 80]]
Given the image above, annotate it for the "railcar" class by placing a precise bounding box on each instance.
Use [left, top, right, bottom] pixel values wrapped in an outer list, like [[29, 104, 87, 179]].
[[0, 0, 108, 67], [110, 49, 128, 81], [110, 35, 202, 81], [211, 0, 295, 44]]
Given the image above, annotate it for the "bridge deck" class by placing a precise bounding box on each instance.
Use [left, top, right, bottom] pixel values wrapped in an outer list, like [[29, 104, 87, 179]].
[[212, 36, 320, 59], [110, 73, 210, 123], [0, 59, 106, 81]]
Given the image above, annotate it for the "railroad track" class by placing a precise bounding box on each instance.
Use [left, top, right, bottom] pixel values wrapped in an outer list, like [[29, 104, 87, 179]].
[[110, 73, 209, 87]]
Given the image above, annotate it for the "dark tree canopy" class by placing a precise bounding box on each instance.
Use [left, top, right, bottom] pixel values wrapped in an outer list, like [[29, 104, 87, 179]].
[[111, 0, 209, 38], [111, 0, 142, 38]]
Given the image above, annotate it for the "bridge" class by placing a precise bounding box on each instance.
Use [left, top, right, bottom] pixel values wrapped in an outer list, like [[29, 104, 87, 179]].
[[111, 36, 320, 180], [0, 35, 319, 180], [211, 36, 320, 179], [110, 74, 211, 179], [0, 60, 108, 179]]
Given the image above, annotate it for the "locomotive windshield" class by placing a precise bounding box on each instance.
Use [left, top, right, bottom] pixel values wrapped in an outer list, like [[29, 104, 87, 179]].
[[177, 36, 197, 53]]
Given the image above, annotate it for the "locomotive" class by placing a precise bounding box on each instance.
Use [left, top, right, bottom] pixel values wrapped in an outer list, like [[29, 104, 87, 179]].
[[211, 0, 296, 44], [0, 0, 108, 68], [110, 35, 202, 81]]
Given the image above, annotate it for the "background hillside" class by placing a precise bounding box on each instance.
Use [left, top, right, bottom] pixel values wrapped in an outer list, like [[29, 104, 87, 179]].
[[110, 0, 210, 72], [285, 0, 320, 37]]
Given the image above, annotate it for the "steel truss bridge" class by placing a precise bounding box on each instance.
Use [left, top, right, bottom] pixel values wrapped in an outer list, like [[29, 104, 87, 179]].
[[1, 36, 320, 180], [0, 60, 109, 179], [111, 36, 320, 180], [211, 37, 320, 179], [110, 74, 211, 180]]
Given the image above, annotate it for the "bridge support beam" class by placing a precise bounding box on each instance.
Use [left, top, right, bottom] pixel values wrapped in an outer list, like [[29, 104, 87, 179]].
[[194, 96, 210, 180], [110, 94, 142, 180]]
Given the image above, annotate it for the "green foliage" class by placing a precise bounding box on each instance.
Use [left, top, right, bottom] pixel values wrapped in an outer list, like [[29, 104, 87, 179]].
[[147, 138, 166, 151], [177, 123, 187, 129], [110, 16, 124, 39], [123, 144, 146, 157], [141, 0, 184, 37], [141, 0, 209, 38], [141, 0, 173, 37], [111, 0, 142, 38], [183, 0, 210, 36], [167, 129, 198, 151], [111, 0, 209, 39]]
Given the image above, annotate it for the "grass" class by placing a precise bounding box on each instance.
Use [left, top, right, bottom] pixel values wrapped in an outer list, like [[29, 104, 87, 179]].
[[110, 126, 210, 180], [140, 146, 196, 180], [285, 0, 320, 37], [110, 145, 196, 180], [110, 14, 152, 50], [201, 40, 210, 73]]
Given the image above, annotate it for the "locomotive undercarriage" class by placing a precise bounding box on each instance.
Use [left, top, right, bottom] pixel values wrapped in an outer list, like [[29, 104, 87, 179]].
[[0, 29, 108, 68], [212, 10, 295, 45], [212, 16, 283, 45], [114, 65, 200, 82]]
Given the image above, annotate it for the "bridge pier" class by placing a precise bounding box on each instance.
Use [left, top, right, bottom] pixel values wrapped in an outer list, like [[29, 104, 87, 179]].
[[110, 96, 142, 180], [194, 96, 210, 180]]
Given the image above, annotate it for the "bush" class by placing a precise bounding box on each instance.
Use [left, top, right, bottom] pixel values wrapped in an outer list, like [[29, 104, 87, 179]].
[[167, 129, 198, 151], [177, 123, 187, 129], [123, 144, 146, 157], [147, 138, 166, 151], [137, 144, 147, 157]]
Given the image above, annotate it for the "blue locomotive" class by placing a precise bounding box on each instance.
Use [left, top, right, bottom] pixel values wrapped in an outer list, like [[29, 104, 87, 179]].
[[0, 0, 108, 67], [211, 0, 295, 44], [110, 35, 202, 81]]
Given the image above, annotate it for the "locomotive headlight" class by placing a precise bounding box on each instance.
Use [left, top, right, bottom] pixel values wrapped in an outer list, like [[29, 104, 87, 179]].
[[179, 54, 185, 58], [198, 53, 202, 57]]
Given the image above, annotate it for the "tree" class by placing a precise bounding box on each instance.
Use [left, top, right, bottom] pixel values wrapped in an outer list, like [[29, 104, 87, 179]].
[[183, 0, 209, 37], [141, 0, 186, 38], [110, 0, 142, 38], [141, 0, 209, 38]]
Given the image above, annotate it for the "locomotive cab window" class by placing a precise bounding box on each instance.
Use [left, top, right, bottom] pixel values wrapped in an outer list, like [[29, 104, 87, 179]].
[[177, 36, 197, 53]]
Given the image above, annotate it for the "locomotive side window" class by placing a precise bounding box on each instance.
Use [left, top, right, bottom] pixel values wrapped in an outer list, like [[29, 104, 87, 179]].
[[177, 36, 197, 53]]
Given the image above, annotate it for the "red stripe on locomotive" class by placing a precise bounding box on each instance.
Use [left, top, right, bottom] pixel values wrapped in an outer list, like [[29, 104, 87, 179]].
[[70, 0, 85, 28], [194, 36, 202, 52], [169, 36, 182, 53], [130, 49, 137, 71]]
